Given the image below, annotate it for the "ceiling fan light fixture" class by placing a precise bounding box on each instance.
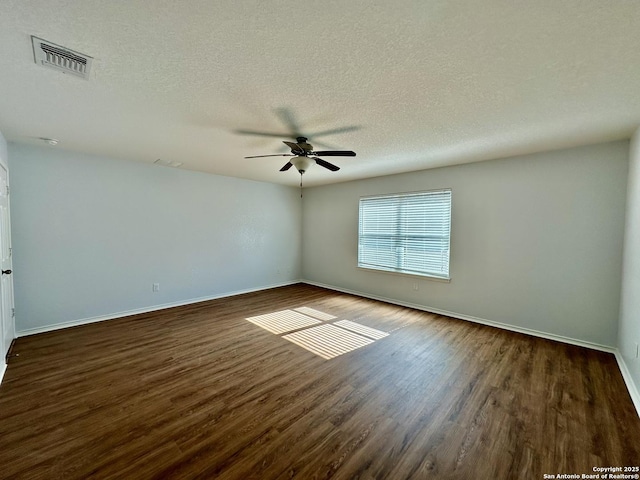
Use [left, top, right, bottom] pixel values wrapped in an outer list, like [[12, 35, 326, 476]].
[[291, 156, 312, 174]]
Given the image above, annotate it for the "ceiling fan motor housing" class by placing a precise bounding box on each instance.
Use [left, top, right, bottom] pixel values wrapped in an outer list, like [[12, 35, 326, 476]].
[[291, 156, 312, 174]]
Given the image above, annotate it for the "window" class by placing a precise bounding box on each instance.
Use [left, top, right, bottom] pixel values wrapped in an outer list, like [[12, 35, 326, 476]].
[[358, 189, 451, 279]]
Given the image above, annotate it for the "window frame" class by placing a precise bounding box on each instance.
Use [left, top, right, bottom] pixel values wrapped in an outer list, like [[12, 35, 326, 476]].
[[357, 188, 452, 281]]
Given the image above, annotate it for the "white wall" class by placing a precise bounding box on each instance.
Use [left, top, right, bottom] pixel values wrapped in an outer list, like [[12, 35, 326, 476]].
[[9, 144, 301, 334], [619, 128, 640, 398], [302, 141, 629, 348]]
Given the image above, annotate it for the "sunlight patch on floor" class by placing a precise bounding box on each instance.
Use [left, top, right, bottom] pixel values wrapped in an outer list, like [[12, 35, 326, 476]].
[[246, 307, 389, 359], [282, 324, 374, 360], [293, 306, 337, 321], [333, 320, 389, 340], [246, 310, 322, 334]]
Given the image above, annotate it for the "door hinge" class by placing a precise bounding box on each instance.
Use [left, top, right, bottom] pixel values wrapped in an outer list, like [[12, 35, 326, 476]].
[[5, 185, 9, 195], [8, 247, 11, 258], [11, 307, 15, 318]]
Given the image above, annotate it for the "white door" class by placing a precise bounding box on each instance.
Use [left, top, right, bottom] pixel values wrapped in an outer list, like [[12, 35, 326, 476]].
[[0, 163, 14, 360]]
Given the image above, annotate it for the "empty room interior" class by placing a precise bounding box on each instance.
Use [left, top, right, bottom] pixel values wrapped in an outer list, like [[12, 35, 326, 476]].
[[1, 1, 640, 479]]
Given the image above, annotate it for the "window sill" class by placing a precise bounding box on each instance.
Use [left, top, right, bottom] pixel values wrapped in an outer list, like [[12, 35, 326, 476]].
[[357, 265, 451, 283]]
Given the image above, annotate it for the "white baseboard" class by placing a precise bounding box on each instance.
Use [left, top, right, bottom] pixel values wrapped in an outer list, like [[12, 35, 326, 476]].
[[303, 280, 615, 352], [614, 351, 640, 417], [16, 280, 300, 338], [303, 279, 640, 418], [0, 362, 6, 385]]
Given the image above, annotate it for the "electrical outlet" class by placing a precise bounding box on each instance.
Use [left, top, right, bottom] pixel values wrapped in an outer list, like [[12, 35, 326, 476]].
[[412, 282, 419, 291], [152, 283, 160, 292]]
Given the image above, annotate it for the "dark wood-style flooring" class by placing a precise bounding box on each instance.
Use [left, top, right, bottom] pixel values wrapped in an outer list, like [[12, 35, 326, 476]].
[[0, 284, 638, 479]]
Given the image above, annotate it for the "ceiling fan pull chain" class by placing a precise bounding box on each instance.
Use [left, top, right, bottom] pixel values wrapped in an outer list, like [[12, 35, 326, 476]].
[[300, 173, 303, 198]]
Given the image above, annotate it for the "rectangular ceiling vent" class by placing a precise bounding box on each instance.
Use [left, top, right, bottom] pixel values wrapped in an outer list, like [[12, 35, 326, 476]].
[[31, 36, 93, 80]]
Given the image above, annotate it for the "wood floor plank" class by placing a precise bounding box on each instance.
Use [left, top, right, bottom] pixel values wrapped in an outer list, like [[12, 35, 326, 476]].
[[0, 284, 638, 479]]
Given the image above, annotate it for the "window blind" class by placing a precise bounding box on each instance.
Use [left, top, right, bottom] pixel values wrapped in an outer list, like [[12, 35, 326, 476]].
[[358, 189, 451, 279]]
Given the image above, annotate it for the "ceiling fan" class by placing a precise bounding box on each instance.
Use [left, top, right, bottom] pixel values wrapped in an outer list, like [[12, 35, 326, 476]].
[[244, 136, 356, 175], [235, 107, 360, 151]]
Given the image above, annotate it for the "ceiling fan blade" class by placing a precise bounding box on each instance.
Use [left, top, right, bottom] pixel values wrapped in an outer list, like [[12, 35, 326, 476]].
[[244, 153, 294, 159], [235, 129, 290, 138], [274, 107, 302, 137], [305, 138, 340, 150], [313, 157, 340, 172], [311, 150, 356, 157], [309, 125, 361, 138], [279, 162, 293, 171]]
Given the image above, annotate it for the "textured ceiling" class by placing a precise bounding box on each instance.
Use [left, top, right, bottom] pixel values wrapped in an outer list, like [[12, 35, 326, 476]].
[[1, 0, 639, 187]]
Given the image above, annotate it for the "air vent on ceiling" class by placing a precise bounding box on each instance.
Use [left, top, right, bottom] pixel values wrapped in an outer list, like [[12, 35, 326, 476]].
[[31, 36, 93, 80]]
